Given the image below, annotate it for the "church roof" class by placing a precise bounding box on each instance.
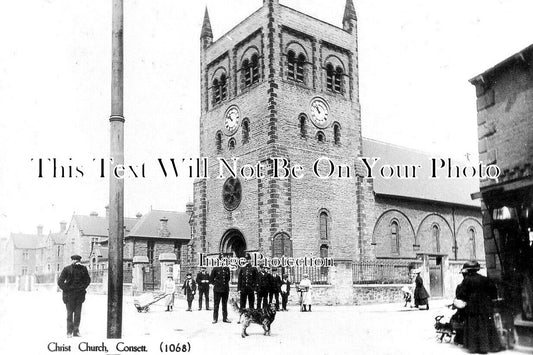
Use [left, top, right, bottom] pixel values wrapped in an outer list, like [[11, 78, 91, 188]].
[[362, 138, 480, 208]]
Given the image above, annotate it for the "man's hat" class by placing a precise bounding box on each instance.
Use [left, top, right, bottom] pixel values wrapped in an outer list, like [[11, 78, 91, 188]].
[[272, 267, 278, 272], [218, 253, 224, 259], [201, 266, 207, 270], [245, 253, 251, 260], [186, 272, 192, 276], [461, 260, 480, 273], [71, 254, 82, 261], [282, 274, 288, 279]]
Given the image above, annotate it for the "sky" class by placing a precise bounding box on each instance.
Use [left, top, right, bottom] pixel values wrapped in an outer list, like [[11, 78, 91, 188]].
[[0, 0, 531, 236]]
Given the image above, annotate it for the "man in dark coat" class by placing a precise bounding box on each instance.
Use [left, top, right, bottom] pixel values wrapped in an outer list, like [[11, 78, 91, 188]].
[[57, 255, 91, 337], [181, 272, 197, 311], [269, 268, 282, 311], [237, 254, 257, 309], [196, 267, 210, 310], [256, 264, 270, 309], [280, 273, 291, 311], [210, 254, 231, 323], [456, 261, 501, 354]]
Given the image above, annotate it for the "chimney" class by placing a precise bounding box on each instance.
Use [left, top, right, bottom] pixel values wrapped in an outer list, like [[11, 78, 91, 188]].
[[90, 211, 98, 217], [136, 212, 142, 219], [59, 221, 67, 232], [159, 217, 170, 238], [105, 205, 109, 218], [37, 225, 43, 236]]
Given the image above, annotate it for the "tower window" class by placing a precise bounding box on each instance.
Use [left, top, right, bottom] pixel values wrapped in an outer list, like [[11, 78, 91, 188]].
[[320, 211, 329, 240], [242, 119, 250, 144], [326, 63, 343, 93], [391, 220, 399, 254], [432, 225, 440, 253], [215, 131, 222, 151], [296, 54, 305, 82], [212, 74, 228, 105], [299, 114, 307, 138], [228, 138, 236, 150], [316, 131, 325, 143], [272, 233, 293, 258], [242, 54, 260, 88], [213, 78, 220, 104], [333, 123, 341, 145], [287, 51, 295, 80]]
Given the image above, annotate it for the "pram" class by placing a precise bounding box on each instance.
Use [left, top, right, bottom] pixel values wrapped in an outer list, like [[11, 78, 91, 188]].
[[133, 292, 168, 313], [434, 302, 465, 343]]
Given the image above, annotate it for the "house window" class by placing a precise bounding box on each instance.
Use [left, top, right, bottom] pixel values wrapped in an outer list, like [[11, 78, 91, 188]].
[[316, 131, 325, 143], [326, 63, 343, 93], [391, 221, 400, 254], [468, 228, 476, 259], [299, 114, 307, 138], [57, 246, 61, 257], [22, 267, 28, 275], [333, 123, 341, 145], [320, 211, 329, 240], [272, 233, 293, 258], [147, 241, 155, 264], [242, 119, 250, 144], [216, 131, 222, 151], [432, 225, 440, 253], [23, 250, 29, 260]]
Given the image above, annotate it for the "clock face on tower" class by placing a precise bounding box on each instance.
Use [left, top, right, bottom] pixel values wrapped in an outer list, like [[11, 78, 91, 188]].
[[224, 105, 240, 136], [309, 97, 329, 128]]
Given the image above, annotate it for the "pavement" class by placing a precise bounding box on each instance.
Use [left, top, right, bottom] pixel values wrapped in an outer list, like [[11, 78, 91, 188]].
[[0, 289, 525, 355]]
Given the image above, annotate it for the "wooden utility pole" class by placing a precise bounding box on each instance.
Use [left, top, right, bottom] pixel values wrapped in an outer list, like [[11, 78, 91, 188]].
[[108, 0, 124, 339]]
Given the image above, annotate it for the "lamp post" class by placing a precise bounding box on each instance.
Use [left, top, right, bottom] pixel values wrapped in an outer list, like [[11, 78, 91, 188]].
[[107, 0, 124, 339]]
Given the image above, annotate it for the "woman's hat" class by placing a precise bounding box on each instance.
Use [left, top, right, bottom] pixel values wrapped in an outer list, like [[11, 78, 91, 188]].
[[411, 268, 422, 274], [461, 260, 480, 272]]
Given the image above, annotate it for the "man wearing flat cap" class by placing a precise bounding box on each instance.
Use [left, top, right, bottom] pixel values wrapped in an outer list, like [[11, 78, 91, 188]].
[[237, 253, 257, 310], [57, 255, 91, 337]]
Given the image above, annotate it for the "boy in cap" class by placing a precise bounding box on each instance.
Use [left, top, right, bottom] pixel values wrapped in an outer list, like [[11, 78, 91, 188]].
[[57, 254, 91, 337], [181, 272, 197, 311]]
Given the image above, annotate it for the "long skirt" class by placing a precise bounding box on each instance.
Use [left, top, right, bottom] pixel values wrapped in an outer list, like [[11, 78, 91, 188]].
[[165, 293, 175, 307], [463, 313, 501, 353]]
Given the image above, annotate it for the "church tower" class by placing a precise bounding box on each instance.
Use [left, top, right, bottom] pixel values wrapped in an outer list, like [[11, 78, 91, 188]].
[[190, 0, 372, 266]]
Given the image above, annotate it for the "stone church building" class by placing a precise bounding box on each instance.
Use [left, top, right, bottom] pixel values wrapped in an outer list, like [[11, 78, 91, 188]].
[[187, 0, 483, 303]]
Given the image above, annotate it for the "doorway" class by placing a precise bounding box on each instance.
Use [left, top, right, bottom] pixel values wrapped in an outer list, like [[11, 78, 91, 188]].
[[429, 256, 443, 298], [220, 229, 247, 258]]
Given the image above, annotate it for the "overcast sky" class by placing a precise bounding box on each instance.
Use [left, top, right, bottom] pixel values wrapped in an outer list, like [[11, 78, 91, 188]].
[[0, 0, 531, 236]]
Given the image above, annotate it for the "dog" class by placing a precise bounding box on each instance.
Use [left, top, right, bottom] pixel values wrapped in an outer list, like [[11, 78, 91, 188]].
[[230, 299, 276, 338]]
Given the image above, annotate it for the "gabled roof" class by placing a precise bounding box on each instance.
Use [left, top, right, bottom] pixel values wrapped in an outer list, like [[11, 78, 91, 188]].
[[71, 215, 137, 237], [48, 232, 66, 245], [126, 210, 191, 240], [10, 233, 45, 249], [362, 138, 480, 208]]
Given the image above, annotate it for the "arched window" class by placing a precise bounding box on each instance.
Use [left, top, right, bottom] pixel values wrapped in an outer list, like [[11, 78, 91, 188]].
[[320, 244, 329, 277], [272, 233, 293, 257], [251, 54, 259, 84], [287, 51, 296, 80], [296, 54, 305, 82], [242, 119, 250, 144], [228, 138, 236, 150], [215, 131, 222, 151], [326, 63, 343, 93], [299, 114, 307, 138], [316, 131, 325, 143], [213, 78, 220, 104], [468, 228, 476, 259], [334, 66, 343, 93], [432, 225, 440, 253], [220, 74, 227, 101], [320, 211, 329, 240], [391, 221, 399, 254], [326, 64, 334, 91], [242, 59, 251, 86], [333, 123, 341, 145]]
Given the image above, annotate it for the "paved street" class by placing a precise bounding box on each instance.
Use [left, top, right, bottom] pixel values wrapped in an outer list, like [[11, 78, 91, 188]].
[[0, 289, 522, 355]]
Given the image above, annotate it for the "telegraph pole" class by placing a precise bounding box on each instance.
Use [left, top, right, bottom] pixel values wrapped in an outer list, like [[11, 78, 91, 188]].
[[108, 0, 124, 339]]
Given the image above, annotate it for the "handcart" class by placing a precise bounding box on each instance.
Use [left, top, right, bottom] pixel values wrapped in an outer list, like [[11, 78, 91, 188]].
[[133, 292, 167, 313]]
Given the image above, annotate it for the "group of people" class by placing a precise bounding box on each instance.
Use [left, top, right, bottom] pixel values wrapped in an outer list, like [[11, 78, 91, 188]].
[[161, 253, 305, 324]]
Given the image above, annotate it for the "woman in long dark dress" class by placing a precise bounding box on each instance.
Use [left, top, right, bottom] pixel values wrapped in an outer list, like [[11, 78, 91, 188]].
[[456, 261, 501, 354], [413, 268, 430, 310]]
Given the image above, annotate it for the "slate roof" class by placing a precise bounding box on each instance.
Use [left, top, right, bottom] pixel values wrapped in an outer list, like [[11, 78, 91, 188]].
[[71, 215, 138, 237], [10, 233, 45, 249], [126, 210, 191, 240], [362, 138, 480, 207]]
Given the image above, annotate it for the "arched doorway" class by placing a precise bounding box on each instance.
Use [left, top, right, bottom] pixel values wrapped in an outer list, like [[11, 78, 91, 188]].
[[220, 229, 247, 258]]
